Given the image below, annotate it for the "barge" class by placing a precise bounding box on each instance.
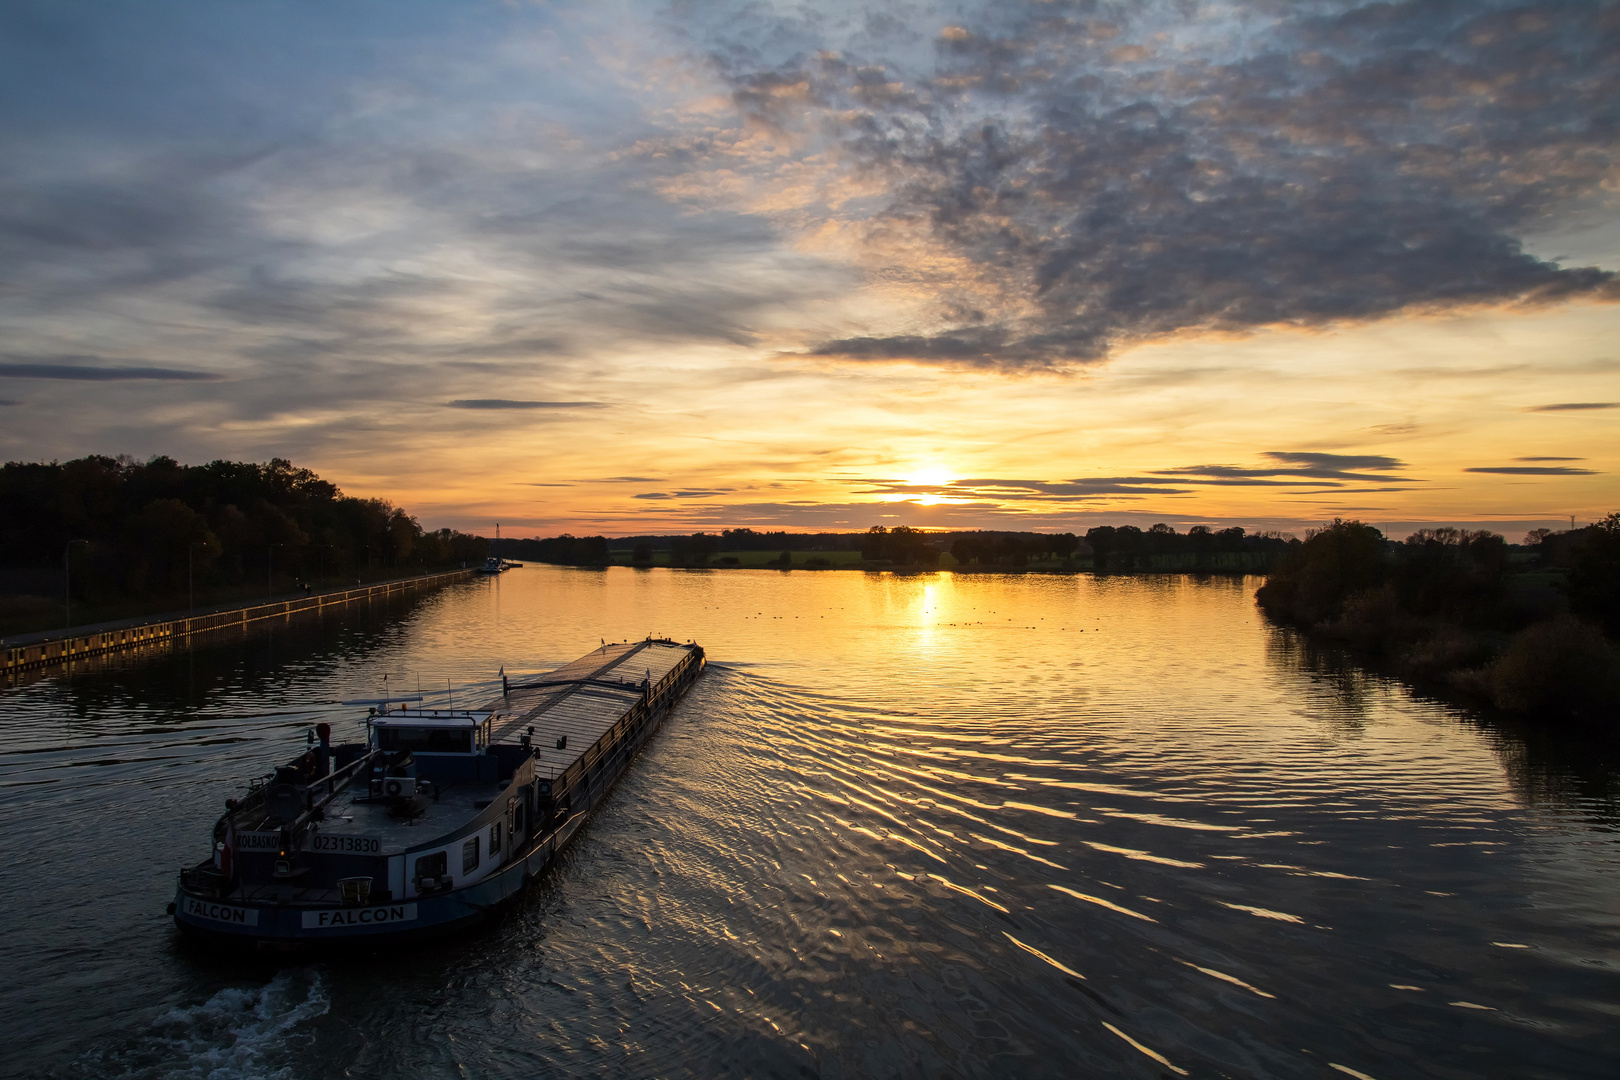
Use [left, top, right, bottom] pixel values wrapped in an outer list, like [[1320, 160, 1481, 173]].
[[172, 638, 704, 947]]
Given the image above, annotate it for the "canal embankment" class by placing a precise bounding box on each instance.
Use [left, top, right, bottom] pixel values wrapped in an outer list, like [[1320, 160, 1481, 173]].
[[2, 568, 476, 680]]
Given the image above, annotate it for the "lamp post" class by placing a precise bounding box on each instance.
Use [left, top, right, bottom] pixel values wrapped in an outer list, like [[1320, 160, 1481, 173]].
[[63, 539, 90, 632], [188, 540, 210, 613], [314, 543, 335, 590], [267, 542, 285, 599]]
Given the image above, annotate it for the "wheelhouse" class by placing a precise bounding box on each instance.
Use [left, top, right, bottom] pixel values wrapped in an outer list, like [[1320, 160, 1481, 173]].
[[371, 710, 492, 756]]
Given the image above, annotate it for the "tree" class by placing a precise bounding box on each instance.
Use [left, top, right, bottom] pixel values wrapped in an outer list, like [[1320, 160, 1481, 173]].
[[1396, 528, 1507, 621], [1568, 512, 1620, 635], [861, 525, 889, 560], [862, 525, 935, 564], [1256, 519, 1389, 624], [670, 533, 716, 566], [1085, 526, 1117, 569]]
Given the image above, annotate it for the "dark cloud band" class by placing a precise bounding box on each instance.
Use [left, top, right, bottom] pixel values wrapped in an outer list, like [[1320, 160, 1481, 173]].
[[445, 399, 607, 410], [717, 1, 1620, 370], [0, 363, 222, 381]]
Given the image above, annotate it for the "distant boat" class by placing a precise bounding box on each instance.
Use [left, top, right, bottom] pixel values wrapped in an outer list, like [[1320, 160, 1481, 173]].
[[171, 639, 705, 947], [480, 522, 513, 573]]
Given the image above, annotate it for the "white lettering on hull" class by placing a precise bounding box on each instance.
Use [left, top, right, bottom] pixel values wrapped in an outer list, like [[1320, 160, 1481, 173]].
[[311, 834, 382, 854], [183, 897, 260, 926], [237, 831, 282, 851], [300, 904, 419, 929]]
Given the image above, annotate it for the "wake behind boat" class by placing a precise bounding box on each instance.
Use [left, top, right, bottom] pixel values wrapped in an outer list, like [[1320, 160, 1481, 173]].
[[172, 638, 704, 948]]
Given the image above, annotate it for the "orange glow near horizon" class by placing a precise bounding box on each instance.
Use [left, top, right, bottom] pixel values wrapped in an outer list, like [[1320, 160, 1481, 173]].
[[303, 302, 1619, 539]]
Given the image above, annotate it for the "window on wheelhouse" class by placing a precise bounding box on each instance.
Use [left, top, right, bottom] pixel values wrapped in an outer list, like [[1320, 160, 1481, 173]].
[[378, 726, 473, 754], [489, 821, 502, 856], [413, 851, 447, 889], [462, 835, 480, 873]]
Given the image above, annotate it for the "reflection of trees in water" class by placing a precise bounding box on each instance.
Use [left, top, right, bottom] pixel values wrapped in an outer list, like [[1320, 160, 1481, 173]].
[[1265, 621, 1620, 823], [1481, 717, 1620, 824], [15, 590, 437, 719], [1263, 624, 1390, 735]]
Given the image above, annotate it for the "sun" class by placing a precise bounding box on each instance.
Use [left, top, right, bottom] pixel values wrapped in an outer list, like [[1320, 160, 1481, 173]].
[[905, 466, 957, 488]]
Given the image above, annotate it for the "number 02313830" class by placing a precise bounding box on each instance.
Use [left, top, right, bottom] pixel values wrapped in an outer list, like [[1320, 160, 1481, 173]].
[[311, 833, 381, 854]]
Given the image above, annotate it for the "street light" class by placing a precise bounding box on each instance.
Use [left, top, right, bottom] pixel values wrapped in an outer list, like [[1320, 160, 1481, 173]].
[[188, 540, 211, 612], [63, 539, 90, 632], [313, 542, 335, 590], [267, 542, 286, 599]]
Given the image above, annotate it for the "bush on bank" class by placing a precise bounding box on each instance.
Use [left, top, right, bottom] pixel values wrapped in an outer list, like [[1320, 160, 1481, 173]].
[[1256, 516, 1620, 725]]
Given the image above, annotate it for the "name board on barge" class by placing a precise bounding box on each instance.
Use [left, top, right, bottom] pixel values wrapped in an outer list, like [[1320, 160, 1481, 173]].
[[183, 897, 259, 926], [301, 904, 418, 928], [236, 830, 383, 854]]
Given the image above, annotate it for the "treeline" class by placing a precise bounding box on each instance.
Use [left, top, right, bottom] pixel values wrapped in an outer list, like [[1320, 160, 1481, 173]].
[[0, 455, 486, 605], [1257, 517, 1620, 723], [503, 522, 1298, 570], [493, 535, 612, 566], [864, 526, 939, 564], [1080, 524, 1293, 570], [605, 529, 865, 553]]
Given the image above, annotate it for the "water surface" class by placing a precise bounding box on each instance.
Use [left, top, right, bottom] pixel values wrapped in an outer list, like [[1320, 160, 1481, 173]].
[[1, 567, 1616, 1078]]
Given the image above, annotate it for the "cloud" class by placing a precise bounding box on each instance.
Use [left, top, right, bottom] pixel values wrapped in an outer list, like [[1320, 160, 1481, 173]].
[[0, 399, 18, 406], [1516, 456, 1583, 461], [0, 2, 855, 466], [0, 361, 223, 381], [1464, 465, 1597, 475], [841, 450, 1416, 507], [445, 399, 607, 410], [703, 1, 1620, 370], [1525, 402, 1620, 412], [1154, 451, 1411, 484], [855, 476, 1195, 499], [633, 489, 734, 500]]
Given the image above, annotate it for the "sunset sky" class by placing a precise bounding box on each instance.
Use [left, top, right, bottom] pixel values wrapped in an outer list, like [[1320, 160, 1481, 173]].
[[1, 0, 1616, 537]]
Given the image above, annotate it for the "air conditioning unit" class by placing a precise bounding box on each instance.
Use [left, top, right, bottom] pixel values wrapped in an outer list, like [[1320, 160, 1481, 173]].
[[381, 776, 416, 799]]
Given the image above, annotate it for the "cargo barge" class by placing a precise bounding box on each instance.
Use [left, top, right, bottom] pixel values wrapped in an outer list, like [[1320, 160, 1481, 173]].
[[171, 638, 704, 948]]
